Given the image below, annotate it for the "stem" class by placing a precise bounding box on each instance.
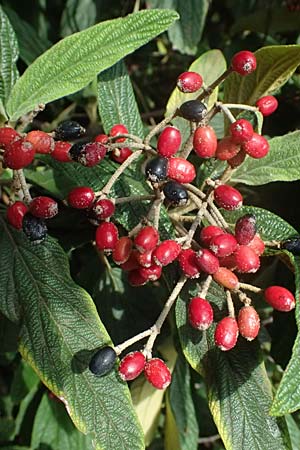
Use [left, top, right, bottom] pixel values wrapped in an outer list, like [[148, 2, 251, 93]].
[[188, 191, 218, 226], [183, 201, 208, 248], [114, 328, 153, 355], [16, 104, 45, 133], [16, 170, 32, 204], [180, 122, 197, 159], [208, 200, 229, 230], [216, 102, 236, 123], [198, 434, 220, 445], [222, 103, 258, 113], [108, 133, 143, 144], [239, 282, 262, 294], [144, 114, 175, 147], [197, 68, 233, 102], [198, 275, 213, 298], [185, 183, 206, 199], [236, 290, 252, 306], [226, 290, 235, 318], [114, 194, 155, 205]]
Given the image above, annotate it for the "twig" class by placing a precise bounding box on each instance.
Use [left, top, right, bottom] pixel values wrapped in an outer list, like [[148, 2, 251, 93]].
[[226, 290, 235, 317], [114, 194, 155, 205], [114, 328, 153, 355], [16, 169, 32, 204], [239, 282, 262, 294], [198, 275, 213, 298]]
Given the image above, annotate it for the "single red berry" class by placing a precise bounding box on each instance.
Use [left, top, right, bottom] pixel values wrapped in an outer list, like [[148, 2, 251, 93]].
[[6, 201, 28, 229], [213, 267, 239, 290], [128, 269, 148, 286], [231, 50, 257, 75], [95, 222, 119, 251], [218, 254, 237, 270], [29, 196, 58, 219], [195, 248, 220, 274], [118, 351, 146, 381], [238, 306, 260, 341], [67, 186, 95, 209], [51, 141, 72, 162], [247, 234, 265, 256], [210, 233, 238, 257], [111, 147, 133, 163], [235, 214, 256, 245], [188, 297, 213, 331], [25, 130, 54, 154], [215, 137, 241, 161], [200, 225, 225, 247], [256, 96, 278, 116], [227, 149, 247, 168], [264, 286, 296, 312], [214, 185, 243, 211], [153, 240, 181, 266], [120, 250, 140, 271], [78, 142, 107, 167], [4, 139, 35, 169], [134, 226, 159, 253], [193, 125, 217, 159], [0, 127, 20, 149], [176, 71, 203, 93], [94, 133, 108, 144], [157, 126, 181, 158], [144, 358, 171, 389], [137, 249, 154, 268], [235, 245, 260, 273], [214, 317, 239, 351], [178, 249, 200, 278], [167, 157, 196, 184], [230, 119, 254, 144], [112, 236, 133, 265], [90, 198, 115, 221], [138, 264, 162, 282], [110, 124, 128, 142], [242, 133, 269, 159]]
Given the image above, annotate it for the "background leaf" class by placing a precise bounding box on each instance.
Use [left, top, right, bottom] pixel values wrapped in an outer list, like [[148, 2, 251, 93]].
[[60, 0, 97, 37]]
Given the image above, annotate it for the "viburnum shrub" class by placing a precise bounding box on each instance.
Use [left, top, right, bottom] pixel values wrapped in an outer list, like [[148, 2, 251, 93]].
[[1, 3, 300, 450]]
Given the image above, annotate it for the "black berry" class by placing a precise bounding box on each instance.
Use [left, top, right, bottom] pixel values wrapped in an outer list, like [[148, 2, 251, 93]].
[[22, 213, 47, 243], [69, 142, 85, 162], [281, 236, 300, 255], [89, 346, 117, 376], [163, 180, 188, 205], [145, 157, 168, 183], [54, 120, 85, 141], [179, 100, 207, 122]]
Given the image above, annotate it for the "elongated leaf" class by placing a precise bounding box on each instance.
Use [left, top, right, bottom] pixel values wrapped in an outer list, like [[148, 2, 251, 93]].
[[0, 217, 144, 450], [286, 415, 300, 450], [224, 45, 300, 106], [61, 0, 97, 37], [6, 9, 179, 121], [0, 6, 18, 108]]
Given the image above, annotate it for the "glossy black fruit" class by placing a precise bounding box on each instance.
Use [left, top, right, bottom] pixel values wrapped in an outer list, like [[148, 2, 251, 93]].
[[179, 100, 207, 122], [68, 142, 85, 162], [22, 213, 47, 243], [89, 346, 117, 376], [163, 181, 188, 206], [54, 120, 85, 141], [145, 157, 168, 183], [281, 237, 300, 255]]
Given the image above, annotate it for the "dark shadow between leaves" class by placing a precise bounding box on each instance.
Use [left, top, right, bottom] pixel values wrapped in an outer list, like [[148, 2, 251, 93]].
[[71, 348, 96, 374]]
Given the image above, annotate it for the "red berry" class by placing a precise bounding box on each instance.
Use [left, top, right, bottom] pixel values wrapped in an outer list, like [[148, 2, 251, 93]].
[[90, 198, 115, 221], [238, 306, 260, 341], [200, 225, 225, 247], [0, 127, 20, 149], [144, 358, 171, 389], [120, 250, 140, 271], [134, 226, 159, 253], [227, 149, 247, 168], [242, 133, 269, 159], [235, 245, 260, 273], [214, 317, 239, 351], [157, 126, 181, 158], [137, 249, 154, 268], [216, 137, 241, 161], [235, 214, 256, 245], [110, 124, 128, 142], [231, 50, 257, 75], [213, 267, 239, 290], [177, 71, 203, 93], [218, 254, 237, 270], [111, 147, 133, 163], [256, 96, 278, 116], [193, 126, 217, 158], [138, 264, 162, 281], [128, 269, 148, 286], [95, 222, 118, 251], [214, 185, 243, 211], [112, 236, 133, 265], [94, 133, 108, 144], [153, 240, 181, 266], [4, 139, 35, 169], [25, 130, 54, 154], [167, 157, 196, 184], [230, 119, 254, 144], [178, 249, 200, 278], [29, 196, 58, 219], [67, 186, 95, 209], [247, 234, 265, 256], [210, 233, 238, 257], [6, 201, 28, 229], [195, 248, 220, 274], [188, 297, 213, 330], [118, 351, 146, 381], [51, 141, 72, 162], [78, 142, 107, 167], [264, 286, 296, 312]]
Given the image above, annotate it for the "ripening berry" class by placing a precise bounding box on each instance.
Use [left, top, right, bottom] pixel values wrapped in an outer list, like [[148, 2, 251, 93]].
[[214, 185, 243, 211], [110, 124, 128, 142], [163, 181, 188, 206], [29, 196, 58, 219], [281, 237, 300, 255], [200, 225, 225, 247], [179, 100, 207, 122], [215, 137, 240, 161], [256, 96, 278, 116], [231, 50, 257, 75], [120, 250, 140, 271], [112, 237, 133, 265], [153, 240, 181, 266], [145, 157, 168, 183], [178, 249, 200, 278], [238, 306, 260, 341], [157, 126, 181, 158], [195, 248, 220, 274], [213, 267, 239, 290], [94, 133, 108, 144], [134, 226, 159, 253], [193, 125, 217, 158], [67, 186, 95, 209], [89, 198, 115, 221], [214, 317, 239, 351], [6, 202, 28, 229], [25, 130, 54, 154], [167, 157, 196, 184], [78, 142, 107, 167], [4, 139, 35, 169], [0, 127, 20, 149], [54, 120, 85, 141], [111, 147, 133, 163], [218, 254, 237, 270], [227, 149, 246, 168], [137, 249, 154, 268], [89, 346, 116, 376], [230, 119, 254, 144], [264, 286, 296, 312], [128, 269, 148, 286], [235, 214, 257, 245], [118, 351, 146, 381], [210, 233, 238, 258], [95, 222, 119, 251], [144, 358, 171, 389], [247, 234, 265, 256], [188, 297, 213, 330], [242, 133, 269, 159], [176, 71, 203, 93], [138, 264, 162, 282], [22, 213, 47, 243], [235, 245, 260, 273], [51, 141, 72, 162]]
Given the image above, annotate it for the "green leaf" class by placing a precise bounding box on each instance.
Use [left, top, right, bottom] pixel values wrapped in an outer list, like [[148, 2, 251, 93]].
[[231, 131, 300, 185], [224, 45, 300, 106], [6, 9, 179, 121], [97, 59, 144, 137], [31, 393, 94, 450], [0, 6, 19, 108], [60, 0, 97, 37], [286, 414, 300, 450], [0, 217, 144, 450]]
